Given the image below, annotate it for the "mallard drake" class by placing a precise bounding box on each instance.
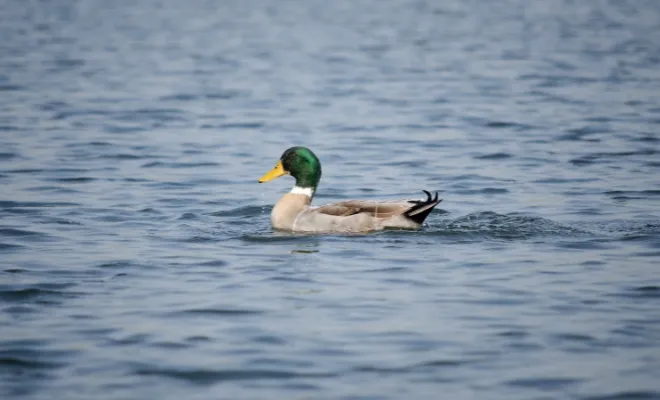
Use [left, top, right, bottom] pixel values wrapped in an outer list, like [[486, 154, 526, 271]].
[[258, 147, 442, 233]]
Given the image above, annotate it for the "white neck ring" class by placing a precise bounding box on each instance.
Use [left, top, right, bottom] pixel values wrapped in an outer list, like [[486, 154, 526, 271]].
[[290, 186, 314, 198]]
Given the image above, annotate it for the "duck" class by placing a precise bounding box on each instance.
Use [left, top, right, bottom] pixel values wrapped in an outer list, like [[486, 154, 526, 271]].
[[258, 146, 442, 233]]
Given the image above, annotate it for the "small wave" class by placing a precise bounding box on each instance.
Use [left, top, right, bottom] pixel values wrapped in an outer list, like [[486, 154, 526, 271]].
[[151, 182, 196, 191], [0, 200, 79, 208], [52, 109, 110, 120], [141, 161, 165, 168], [552, 333, 595, 343], [65, 140, 112, 147], [558, 126, 606, 141], [398, 123, 449, 131], [214, 122, 265, 129], [0, 84, 24, 91], [38, 217, 82, 226], [631, 135, 659, 143], [141, 161, 220, 169], [462, 117, 533, 131], [52, 177, 97, 183], [351, 358, 466, 376], [0, 242, 24, 251], [0, 287, 72, 302], [555, 240, 611, 250], [185, 335, 211, 343], [95, 261, 134, 269], [209, 205, 268, 217], [433, 174, 514, 183], [605, 190, 660, 200], [615, 286, 660, 299], [103, 124, 144, 134], [0, 355, 64, 370], [506, 377, 582, 389], [570, 149, 657, 165], [581, 390, 660, 400], [581, 219, 660, 237], [535, 177, 598, 184], [5, 168, 45, 174], [116, 108, 188, 123], [133, 365, 333, 385], [485, 121, 530, 129], [170, 307, 265, 317], [180, 235, 219, 243], [177, 212, 199, 220], [160, 91, 241, 101], [138, 207, 162, 214], [160, 94, 198, 101], [206, 90, 243, 99], [453, 187, 509, 195], [99, 153, 147, 160], [147, 161, 220, 169], [0, 347, 74, 383], [0, 152, 19, 160], [474, 152, 513, 160], [38, 100, 68, 111], [0, 228, 48, 238], [24, 185, 81, 194], [45, 58, 85, 69], [250, 335, 288, 345], [134, 357, 470, 385], [196, 260, 228, 267]]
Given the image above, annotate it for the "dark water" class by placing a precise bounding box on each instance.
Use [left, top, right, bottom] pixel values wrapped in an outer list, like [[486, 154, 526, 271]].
[[2, 0, 660, 398]]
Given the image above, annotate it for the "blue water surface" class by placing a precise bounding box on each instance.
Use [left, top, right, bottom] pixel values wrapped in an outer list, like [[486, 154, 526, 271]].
[[1, 0, 660, 399]]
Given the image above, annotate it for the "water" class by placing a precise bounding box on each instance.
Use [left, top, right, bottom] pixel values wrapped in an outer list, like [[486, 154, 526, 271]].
[[1, 0, 660, 398]]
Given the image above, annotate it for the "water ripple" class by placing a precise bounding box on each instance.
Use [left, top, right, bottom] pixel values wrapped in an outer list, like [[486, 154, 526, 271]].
[[441, 212, 589, 239], [168, 308, 266, 317], [133, 365, 335, 385], [1, 0, 659, 398]]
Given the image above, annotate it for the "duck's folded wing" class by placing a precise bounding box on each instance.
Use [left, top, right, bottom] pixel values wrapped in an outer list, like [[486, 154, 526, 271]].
[[314, 191, 442, 222], [313, 200, 412, 218]]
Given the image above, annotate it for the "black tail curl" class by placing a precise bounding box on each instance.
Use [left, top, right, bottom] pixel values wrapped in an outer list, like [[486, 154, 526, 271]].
[[404, 190, 442, 224]]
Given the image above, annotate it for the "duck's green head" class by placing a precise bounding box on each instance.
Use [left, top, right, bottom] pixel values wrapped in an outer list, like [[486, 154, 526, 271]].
[[258, 146, 322, 190]]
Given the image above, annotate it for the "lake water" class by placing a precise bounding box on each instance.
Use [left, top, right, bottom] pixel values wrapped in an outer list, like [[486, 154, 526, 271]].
[[1, 0, 660, 399]]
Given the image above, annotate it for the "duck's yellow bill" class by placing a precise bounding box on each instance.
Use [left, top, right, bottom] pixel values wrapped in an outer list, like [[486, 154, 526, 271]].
[[258, 160, 287, 183]]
